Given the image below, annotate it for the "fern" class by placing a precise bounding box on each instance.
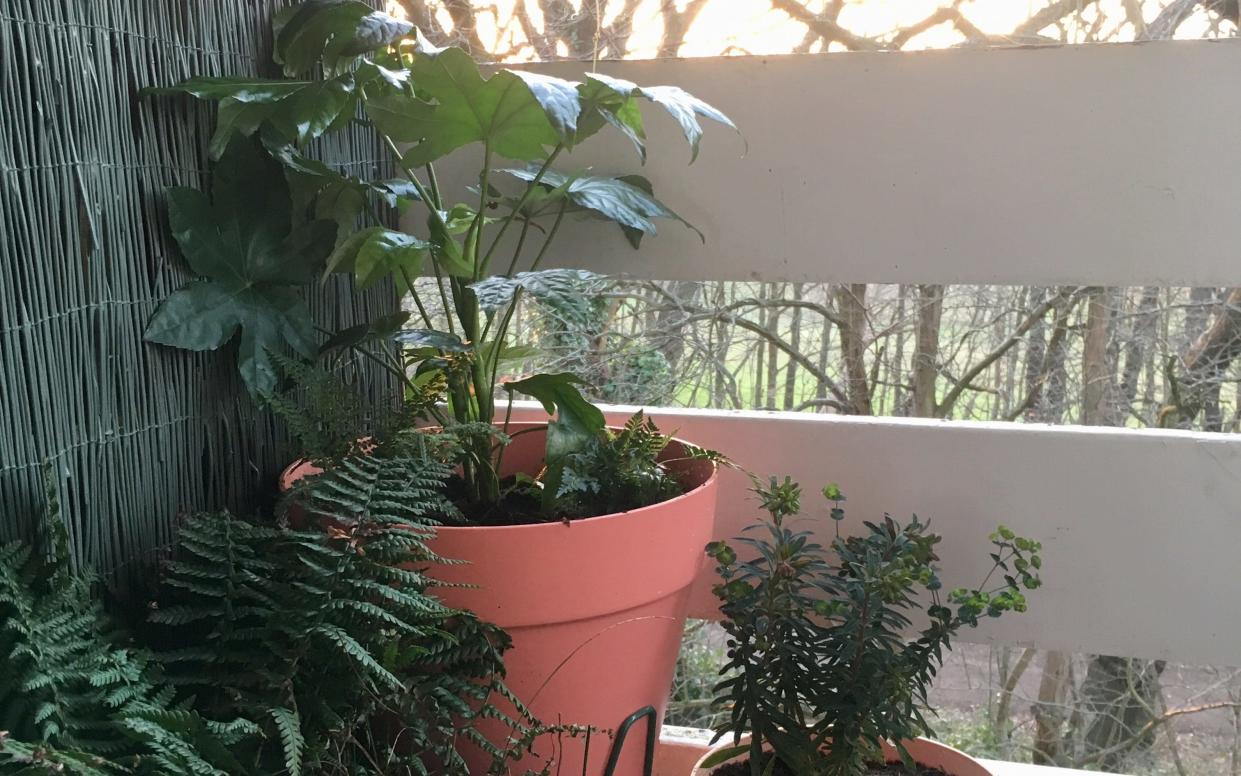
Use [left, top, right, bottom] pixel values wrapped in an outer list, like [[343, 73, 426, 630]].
[[555, 410, 685, 518], [150, 436, 549, 774], [0, 480, 246, 776]]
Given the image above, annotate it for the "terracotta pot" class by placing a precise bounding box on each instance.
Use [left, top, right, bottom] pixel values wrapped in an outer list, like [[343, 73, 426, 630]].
[[689, 736, 995, 776], [280, 423, 719, 776]]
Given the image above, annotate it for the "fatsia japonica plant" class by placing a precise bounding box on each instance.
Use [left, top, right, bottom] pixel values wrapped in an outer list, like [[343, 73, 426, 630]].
[[702, 479, 1044, 776], [143, 0, 736, 516]]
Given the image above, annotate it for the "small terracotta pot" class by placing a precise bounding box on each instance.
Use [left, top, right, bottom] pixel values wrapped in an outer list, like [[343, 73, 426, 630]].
[[689, 736, 995, 776], [280, 423, 719, 776]]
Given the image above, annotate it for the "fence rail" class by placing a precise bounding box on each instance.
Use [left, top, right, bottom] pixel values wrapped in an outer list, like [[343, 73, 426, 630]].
[[445, 40, 1241, 287], [510, 401, 1241, 667]]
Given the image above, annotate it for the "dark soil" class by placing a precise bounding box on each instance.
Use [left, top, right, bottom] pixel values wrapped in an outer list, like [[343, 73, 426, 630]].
[[443, 475, 550, 527], [712, 759, 950, 776]]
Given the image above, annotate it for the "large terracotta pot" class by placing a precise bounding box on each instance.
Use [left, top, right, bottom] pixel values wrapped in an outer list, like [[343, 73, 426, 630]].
[[689, 736, 995, 776], [280, 423, 719, 776]]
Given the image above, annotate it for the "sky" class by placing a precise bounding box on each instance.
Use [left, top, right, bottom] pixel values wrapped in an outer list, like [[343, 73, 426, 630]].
[[387, 0, 1234, 60]]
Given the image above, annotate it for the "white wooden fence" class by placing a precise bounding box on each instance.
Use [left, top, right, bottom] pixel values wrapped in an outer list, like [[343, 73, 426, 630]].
[[492, 40, 1241, 670]]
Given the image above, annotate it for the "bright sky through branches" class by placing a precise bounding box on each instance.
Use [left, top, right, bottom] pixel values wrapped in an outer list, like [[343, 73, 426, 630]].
[[387, 0, 1234, 61]]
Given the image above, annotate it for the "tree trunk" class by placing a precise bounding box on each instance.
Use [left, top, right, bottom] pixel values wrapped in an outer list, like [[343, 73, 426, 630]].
[[1034, 651, 1072, 765], [835, 284, 872, 415], [1081, 288, 1114, 426], [783, 283, 805, 409], [1164, 287, 1241, 428], [1078, 657, 1167, 770], [1117, 286, 1161, 426], [910, 284, 944, 418]]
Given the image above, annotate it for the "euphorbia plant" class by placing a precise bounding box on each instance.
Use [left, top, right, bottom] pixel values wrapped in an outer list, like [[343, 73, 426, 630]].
[[702, 479, 1044, 776], [144, 0, 735, 514]]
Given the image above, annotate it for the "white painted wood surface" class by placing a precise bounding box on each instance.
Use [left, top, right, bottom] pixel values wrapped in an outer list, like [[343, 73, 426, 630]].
[[422, 41, 1241, 286], [509, 402, 1241, 667], [655, 730, 1122, 775]]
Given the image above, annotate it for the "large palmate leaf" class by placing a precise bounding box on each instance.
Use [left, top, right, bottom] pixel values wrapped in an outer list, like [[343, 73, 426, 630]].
[[144, 138, 335, 397], [376, 41, 559, 165], [585, 73, 737, 162], [503, 373, 605, 512], [509, 71, 582, 140], [500, 167, 702, 244], [574, 75, 647, 159], [149, 75, 358, 155], [274, 0, 413, 77], [324, 226, 429, 289], [469, 269, 605, 313]]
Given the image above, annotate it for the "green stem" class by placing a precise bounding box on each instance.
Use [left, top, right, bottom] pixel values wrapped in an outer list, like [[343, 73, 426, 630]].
[[478, 144, 565, 273], [381, 136, 457, 337], [484, 202, 569, 386]]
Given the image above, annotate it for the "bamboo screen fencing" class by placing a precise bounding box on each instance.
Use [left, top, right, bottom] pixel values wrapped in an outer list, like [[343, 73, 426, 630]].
[[0, 1, 398, 579]]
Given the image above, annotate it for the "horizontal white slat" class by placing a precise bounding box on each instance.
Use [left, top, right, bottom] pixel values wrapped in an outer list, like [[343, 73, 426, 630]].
[[508, 403, 1241, 666], [657, 730, 1125, 776], [423, 41, 1241, 286]]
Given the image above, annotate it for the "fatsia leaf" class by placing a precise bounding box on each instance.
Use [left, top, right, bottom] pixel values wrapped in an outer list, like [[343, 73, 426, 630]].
[[364, 91, 437, 143], [149, 75, 358, 153], [393, 329, 471, 352], [637, 84, 736, 162], [271, 78, 356, 144], [275, 0, 411, 77], [319, 311, 411, 355], [509, 70, 582, 140], [341, 9, 416, 57], [575, 75, 647, 159], [503, 373, 605, 513], [582, 73, 737, 162], [144, 137, 334, 397], [209, 99, 272, 159], [394, 45, 558, 165], [145, 77, 312, 103], [324, 226, 428, 288], [469, 269, 606, 313], [500, 167, 702, 243]]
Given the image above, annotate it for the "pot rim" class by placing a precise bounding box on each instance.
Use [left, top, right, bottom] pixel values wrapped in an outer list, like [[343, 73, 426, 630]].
[[278, 421, 720, 534]]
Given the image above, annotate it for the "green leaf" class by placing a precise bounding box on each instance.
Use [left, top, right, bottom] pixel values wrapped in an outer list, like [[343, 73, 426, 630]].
[[581, 73, 737, 162], [324, 227, 428, 288], [509, 70, 582, 140], [146, 77, 312, 103], [576, 74, 647, 159], [469, 269, 605, 313], [150, 74, 358, 148], [396, 44, 558, 165], [638, 84, 735, 162], [341, 10, 415, 58], [500, 167, 702, 244], [209, 99, 272, 159], [393, 329, 471, 352], [503, 373, 605, 513], [319, 311, 411, 355], [274, 0, 374, 77], [144, 137, 333, 397], [364, 91, 437, 143], [272, 78, 356, 144], [268, 706, 304, 776]]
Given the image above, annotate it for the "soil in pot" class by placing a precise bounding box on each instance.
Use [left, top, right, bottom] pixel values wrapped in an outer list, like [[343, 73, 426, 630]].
[[713, 759, 951, 776]]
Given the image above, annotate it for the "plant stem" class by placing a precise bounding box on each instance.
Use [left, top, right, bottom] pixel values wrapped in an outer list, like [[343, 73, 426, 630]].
[[478, 144, 565, 272], [484, 201, 569, 397]]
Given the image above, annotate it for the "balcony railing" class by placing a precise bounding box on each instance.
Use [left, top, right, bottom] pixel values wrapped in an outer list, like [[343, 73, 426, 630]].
[[481, 40, 1241, 776]]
